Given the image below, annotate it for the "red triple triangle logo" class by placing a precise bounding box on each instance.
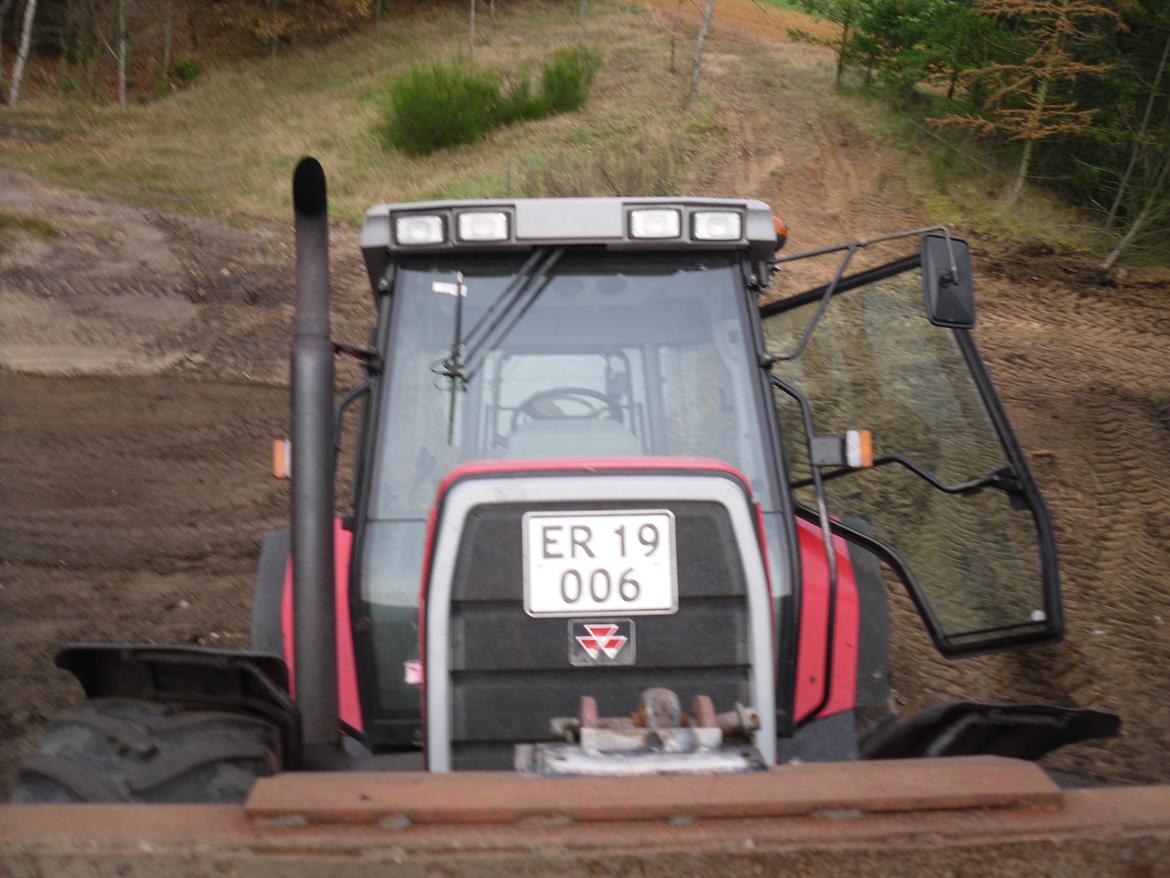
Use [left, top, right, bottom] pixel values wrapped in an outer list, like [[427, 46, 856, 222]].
[[575, 624, 628, 660]]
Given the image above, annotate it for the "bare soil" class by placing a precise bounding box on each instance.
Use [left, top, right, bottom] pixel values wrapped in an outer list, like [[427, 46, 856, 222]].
[[2, 3, 1169, 794]]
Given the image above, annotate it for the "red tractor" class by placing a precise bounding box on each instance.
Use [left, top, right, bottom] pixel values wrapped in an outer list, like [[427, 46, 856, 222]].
[[11, 159, 1117, 801]]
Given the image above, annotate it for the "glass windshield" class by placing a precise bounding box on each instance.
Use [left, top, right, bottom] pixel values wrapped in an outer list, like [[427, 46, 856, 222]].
[[762, 263, 1055, 652], [368, 251, 771, 523]]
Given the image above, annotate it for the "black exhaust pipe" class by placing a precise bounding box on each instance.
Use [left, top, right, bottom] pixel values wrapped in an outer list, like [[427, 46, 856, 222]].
[[291, 157, 339, 756]]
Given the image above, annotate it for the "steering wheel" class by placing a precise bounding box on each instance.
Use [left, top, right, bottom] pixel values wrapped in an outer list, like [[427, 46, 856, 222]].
[[511, 387, 624, 430]]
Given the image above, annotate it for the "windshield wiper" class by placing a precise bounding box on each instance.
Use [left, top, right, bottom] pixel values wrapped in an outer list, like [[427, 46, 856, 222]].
[[436, 246, 565, 386], [434, 246, 565, 443]]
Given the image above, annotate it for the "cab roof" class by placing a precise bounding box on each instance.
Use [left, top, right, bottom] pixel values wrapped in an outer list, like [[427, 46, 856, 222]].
[[360, 196, 778, 290]]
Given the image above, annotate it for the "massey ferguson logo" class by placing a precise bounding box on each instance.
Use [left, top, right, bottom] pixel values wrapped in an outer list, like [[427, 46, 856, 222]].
[[569, 619, 635, 666], [577, 624, 627, 659]]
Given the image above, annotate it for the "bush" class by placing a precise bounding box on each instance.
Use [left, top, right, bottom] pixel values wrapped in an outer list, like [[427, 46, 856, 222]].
[[539, 47, 602, 114], [383, 48, 602, 156], [383, 64, 505, 155], [171, 58, 202, 85]]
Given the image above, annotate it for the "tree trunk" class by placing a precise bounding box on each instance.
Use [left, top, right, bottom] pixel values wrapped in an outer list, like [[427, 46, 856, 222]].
[[161, 0, 173, 76], [834, 21, 850, 86], [116, 0, 128, 106], [1105, 29, 1170, 233], [268, 0, 279, 58], [468, 0, 475, 59], [1007, 137, 1034, 206], [1102, 157, 1170, 271], [6, 0, 38, 107], [946, 68, 958, 101], [1006, 74, 1050, 206], [668, 0, 682, 73], [684, 0, 715, 108]]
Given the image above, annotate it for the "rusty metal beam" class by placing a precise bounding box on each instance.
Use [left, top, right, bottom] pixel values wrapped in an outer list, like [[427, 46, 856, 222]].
[[245, 755, 1061, 823], [3, 759, 1170, 878]]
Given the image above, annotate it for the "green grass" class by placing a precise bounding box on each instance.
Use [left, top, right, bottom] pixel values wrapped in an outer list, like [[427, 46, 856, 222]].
[[0, 211, 61, 252], [840, 86, 1103, 256], [0, 1, 722, 223]]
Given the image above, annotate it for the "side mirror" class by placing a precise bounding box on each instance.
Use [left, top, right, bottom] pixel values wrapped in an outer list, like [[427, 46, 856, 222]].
[[922, 234, 975, 329]]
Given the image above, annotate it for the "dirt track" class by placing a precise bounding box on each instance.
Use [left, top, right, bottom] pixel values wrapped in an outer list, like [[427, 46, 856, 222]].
[[2, 3, 1170, 794]]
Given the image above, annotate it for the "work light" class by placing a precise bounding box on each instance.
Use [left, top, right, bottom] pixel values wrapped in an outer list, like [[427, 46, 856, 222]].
[[692, 211, 743, 241], [394, 215, 445, 245], [629, 208, 682, 239], [457, 211, 509, 242]]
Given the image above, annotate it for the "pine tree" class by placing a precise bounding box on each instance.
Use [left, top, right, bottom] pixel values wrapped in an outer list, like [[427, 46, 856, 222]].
[[934, 0, 1119, 205]]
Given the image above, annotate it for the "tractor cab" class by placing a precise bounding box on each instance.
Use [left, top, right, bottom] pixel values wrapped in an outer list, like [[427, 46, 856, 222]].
[[331, 192, 1087, 768]]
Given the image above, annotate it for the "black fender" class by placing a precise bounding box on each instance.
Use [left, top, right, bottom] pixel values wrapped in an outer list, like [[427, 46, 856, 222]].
[[56, 644, 302, 769], [252, 528, 290, 656], [860, 701, 1120, 761]]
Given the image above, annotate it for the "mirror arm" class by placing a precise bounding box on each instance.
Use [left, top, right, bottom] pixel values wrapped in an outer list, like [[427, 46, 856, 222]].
[[791, 456, 1022, 497]]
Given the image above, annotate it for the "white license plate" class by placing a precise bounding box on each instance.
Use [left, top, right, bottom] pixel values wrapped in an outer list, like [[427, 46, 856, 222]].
[[523, 510, 677, 617]]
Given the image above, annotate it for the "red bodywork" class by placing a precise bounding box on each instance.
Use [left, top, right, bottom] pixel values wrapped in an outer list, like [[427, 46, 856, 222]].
[[279, 458, 861, 739]]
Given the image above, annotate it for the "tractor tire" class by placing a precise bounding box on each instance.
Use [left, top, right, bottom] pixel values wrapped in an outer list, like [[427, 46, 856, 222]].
[[10, 698, 281, 804]]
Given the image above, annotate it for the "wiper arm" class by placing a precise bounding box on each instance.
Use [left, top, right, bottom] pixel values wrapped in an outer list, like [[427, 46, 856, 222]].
[[791, 456, 1021, 496], [433, 246, 565, 445], [462, 246, 565, 382], [436, 246, 563, 385]]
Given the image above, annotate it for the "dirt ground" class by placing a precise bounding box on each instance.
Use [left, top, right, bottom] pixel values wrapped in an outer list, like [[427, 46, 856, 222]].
[[2, 3, 1170, 795]]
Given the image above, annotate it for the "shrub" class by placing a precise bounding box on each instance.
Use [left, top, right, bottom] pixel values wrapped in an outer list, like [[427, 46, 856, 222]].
[[171, 58, 202, 85], [498, 71, 543, 125], [383, 63, 505, 155], [383, 49, 602, 156], [539, 47, 601, 114]]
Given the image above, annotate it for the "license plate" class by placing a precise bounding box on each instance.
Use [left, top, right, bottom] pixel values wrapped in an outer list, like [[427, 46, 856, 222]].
[[523, 510, 677, 617]]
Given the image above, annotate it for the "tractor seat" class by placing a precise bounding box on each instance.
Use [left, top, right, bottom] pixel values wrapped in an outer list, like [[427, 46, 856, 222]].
[[505, 418, 644, 458]]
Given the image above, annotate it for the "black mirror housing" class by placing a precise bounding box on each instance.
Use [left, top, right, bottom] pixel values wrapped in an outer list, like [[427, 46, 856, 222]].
[[922, 234, 976, 329]]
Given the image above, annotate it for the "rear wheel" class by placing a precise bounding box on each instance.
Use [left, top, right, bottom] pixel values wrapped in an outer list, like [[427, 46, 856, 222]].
[[10, 698, 281, 804]]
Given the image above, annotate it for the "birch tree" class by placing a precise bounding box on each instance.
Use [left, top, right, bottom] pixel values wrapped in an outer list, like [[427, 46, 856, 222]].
[[161, 0, 174, 77], [1105, 28, 1170, 233], [1101, 147, 1170, 271], [116, 0, 128, 106], [6, 0, 39, 107], [684, 0, 715, 107]]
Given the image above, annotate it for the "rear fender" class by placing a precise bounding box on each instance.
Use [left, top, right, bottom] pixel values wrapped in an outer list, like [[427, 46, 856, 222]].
[[55, 644, 301, 769]]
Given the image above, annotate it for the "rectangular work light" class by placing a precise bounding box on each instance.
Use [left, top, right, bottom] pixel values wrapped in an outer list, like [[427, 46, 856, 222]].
[[692, 211, 743, 241], [457, 211, 510, 242], [629, 208, 682, 239], [395, 214, 445, 246]]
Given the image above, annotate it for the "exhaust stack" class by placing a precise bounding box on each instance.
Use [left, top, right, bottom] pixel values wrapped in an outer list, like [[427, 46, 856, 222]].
[[291, 157, 338, 754]]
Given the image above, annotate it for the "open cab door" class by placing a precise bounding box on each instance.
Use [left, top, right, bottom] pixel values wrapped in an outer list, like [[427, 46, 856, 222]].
[[761, 233, 1061, 656]]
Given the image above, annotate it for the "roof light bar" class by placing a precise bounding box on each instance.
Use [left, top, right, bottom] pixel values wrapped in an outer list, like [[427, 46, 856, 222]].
[[629, 208, 682, 239], [693, 211, 743, 241], [457, 211, 509, 242], [395, 214, 445, 246]]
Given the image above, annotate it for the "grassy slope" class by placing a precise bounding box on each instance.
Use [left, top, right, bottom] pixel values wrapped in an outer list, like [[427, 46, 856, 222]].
[[0, 0, 1100, 258], [0, 2, 731, 226]]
